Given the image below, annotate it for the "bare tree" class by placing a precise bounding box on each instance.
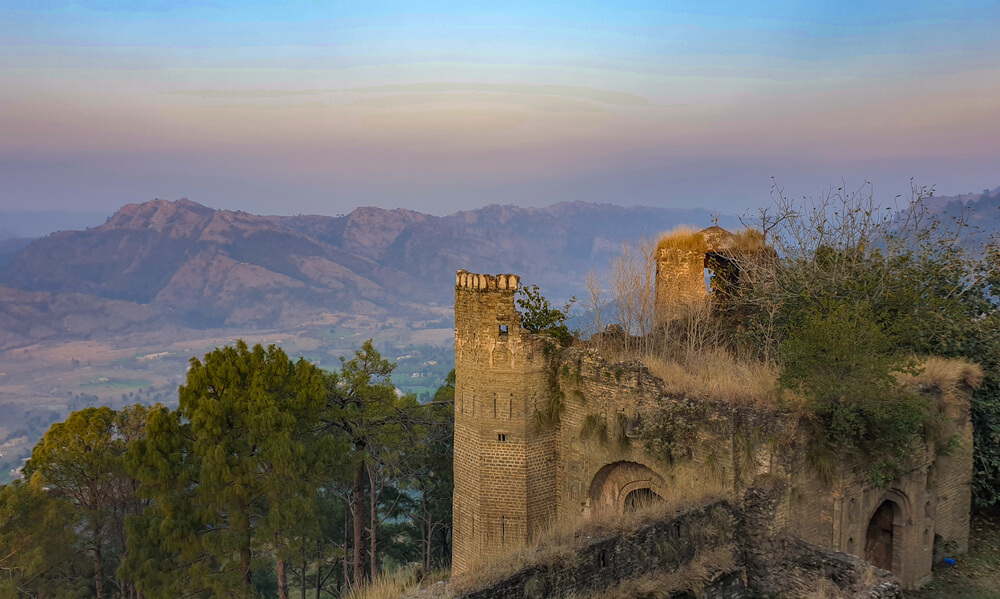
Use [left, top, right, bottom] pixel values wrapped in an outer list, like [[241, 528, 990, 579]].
[[608, 234, 657, 355]]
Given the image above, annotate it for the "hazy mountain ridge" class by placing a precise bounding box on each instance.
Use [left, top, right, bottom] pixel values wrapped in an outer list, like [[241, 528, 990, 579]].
[[0, 198, 730, 348], [923, 186, 1000, 244]]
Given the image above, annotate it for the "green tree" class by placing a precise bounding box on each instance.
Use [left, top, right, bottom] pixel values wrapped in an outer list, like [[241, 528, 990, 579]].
[[23, 405, 149, 599], [321, 340, 433, 586], [736, 181, 1000, 499], [517, 284, 575, 346], [401, 370, 454, 570], [0, 481, 90, 598], [779, 300, 930, 483], [127, 341, 328, 599]]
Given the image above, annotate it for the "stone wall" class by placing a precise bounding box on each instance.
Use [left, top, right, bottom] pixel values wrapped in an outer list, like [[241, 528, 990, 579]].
[[456, 502, 743, 599], [452, 268, 974, 590], [456, 489, 903, 599], [452, 271, 556, 576]]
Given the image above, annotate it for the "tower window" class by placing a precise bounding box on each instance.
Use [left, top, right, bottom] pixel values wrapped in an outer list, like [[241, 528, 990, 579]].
[[499, 324, 509, 338], [497, 433, 507, 442]]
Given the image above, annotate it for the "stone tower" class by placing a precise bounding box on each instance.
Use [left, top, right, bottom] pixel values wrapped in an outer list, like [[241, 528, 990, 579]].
[[654, 226, 737, 323], [452, 270, 558, 576]]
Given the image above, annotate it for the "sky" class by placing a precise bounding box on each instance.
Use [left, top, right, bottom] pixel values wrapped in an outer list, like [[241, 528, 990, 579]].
[[1, 1, 999, 218]]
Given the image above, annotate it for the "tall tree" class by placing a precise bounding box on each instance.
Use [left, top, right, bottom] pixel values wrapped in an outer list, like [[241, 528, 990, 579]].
[[24, 405, 148, 599], [127, 341, 328, 599], [322, 340, 427, 586], [0, 481, 90, 599]]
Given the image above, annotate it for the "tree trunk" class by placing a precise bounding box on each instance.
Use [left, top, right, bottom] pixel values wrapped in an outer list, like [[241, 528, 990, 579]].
[[300, 546, 307, 599], [369, 463, 377, 579], [93, 544, 104, 599], [343, 505, 351, 587], [241, 543, 253, 599], [353, 460, 365, 585], [276, 541, 289, 599]]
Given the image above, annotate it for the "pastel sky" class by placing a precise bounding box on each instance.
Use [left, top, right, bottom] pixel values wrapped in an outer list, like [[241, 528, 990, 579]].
[[1, 1, 999, 217]]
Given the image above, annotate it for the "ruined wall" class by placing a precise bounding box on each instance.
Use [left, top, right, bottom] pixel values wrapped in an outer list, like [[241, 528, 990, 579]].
[[551, 349, 801, 522], [452, 271, 557, 576], [776, 382, 976, 589], [456, 490, 903, 599], [453, 267, 974, 591], [456, 502, 744, 599]]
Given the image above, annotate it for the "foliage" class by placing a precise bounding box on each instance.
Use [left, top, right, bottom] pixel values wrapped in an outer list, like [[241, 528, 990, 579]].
[[1, 340, 455, 598], [517, 284, 575, 346], [0, 481, 91, 598], [23, 404, 150, 599], [778, 300, 929, 482], [125, 341, 329, 599], [732, 180, 1000, 497]]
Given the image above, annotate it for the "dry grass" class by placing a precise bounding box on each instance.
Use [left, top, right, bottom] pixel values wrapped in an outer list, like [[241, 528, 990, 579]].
[[453, 495, 727, 595], [572, 546, 737, 599], [345, 566, 421, 599], [644, 349, 780, 408], [655, 226, 708, 254], [896, 356, 984, 399], [729, 227, 768, 255]]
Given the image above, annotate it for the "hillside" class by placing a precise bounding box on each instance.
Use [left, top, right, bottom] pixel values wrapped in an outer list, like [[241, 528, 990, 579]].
[[0, 198, 729, 348], [923, 186, 1000, 247]]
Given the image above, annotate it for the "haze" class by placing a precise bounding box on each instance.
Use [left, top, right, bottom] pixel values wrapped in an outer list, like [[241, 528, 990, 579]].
[[2, 1, 999, 217]]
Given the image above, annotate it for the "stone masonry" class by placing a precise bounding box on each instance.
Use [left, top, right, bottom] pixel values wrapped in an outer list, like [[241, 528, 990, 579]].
[[451, 228, 975, 590]]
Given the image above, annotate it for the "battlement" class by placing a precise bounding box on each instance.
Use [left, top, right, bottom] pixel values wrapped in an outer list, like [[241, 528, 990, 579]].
[[456, 270, 520, 291]]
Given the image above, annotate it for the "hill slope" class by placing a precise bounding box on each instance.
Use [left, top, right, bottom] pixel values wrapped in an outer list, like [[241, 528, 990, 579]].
[[0, 198, 728, 347]]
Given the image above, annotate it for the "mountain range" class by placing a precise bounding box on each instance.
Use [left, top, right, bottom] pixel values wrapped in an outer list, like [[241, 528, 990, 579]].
[[0, 198, 731, 349]]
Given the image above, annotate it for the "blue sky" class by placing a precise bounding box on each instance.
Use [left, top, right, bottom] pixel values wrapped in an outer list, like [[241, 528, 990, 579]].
[[1, 1, 998, 216]]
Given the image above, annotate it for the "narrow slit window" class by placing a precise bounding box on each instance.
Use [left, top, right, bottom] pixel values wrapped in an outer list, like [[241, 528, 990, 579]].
[[497, 433, 507, 442], [499, 324, 509, 338]]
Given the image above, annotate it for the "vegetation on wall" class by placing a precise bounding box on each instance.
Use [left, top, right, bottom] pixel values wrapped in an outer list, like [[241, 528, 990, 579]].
[[517, 283, 576, 347], [731, 181, 1000, 500], [586, 181, 1000, 501]]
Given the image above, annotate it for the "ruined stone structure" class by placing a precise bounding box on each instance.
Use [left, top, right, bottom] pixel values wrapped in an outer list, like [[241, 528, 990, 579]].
[[452, 228, 975, 591]]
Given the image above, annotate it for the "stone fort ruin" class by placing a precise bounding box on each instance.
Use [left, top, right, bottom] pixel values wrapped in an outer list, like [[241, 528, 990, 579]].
[[451, 227, 975, 593]]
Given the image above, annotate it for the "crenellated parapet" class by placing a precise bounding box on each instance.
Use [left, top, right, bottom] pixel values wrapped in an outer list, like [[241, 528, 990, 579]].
[[455, 269, 520, 291]]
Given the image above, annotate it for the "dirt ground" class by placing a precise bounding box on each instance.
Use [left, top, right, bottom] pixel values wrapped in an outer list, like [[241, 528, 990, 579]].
[[906, 514, 1000, 599]]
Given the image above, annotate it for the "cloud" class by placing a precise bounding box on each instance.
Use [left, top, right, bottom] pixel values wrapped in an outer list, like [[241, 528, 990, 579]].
[[162, 83, 653, 106], [347, 83, 652, 107], [164, 89, 326, 98], [359, 109, 530, 133]]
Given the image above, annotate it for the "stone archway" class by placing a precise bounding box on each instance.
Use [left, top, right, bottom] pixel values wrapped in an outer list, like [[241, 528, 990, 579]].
[[589, 461, 665, 514], [865, 501, 896, 571], [864, 493, 908, 575]]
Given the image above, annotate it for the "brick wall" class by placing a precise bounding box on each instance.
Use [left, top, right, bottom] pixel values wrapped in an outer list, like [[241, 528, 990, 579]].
[[452, 271, 557, 575], [452, 268, 974, 591]]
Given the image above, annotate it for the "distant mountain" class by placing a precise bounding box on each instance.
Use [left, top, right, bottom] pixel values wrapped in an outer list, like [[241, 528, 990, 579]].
[[923, 187, 1000, 246], [0, 227, 17, 241], [0, 198, 728, 347], [0, 210, 109, 238]]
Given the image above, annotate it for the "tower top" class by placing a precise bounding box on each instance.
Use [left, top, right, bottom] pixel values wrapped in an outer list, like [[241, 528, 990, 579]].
[[455, 270, 520, 291]]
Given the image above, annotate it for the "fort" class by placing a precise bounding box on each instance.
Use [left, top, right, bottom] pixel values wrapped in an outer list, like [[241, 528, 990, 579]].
[[451, 227, 976, 594]]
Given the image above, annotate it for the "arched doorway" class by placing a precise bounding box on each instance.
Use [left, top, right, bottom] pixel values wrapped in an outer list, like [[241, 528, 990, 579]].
[[865, 500, 898, 572], [589, 461, 665, 514], [624, 488, 664, 512]]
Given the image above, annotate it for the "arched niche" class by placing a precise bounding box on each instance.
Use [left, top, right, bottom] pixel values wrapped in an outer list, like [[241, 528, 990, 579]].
[[589, 461, 665, 515]]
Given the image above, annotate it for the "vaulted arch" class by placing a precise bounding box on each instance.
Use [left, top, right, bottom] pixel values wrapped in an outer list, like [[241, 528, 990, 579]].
[[588, 461, 666, 514]]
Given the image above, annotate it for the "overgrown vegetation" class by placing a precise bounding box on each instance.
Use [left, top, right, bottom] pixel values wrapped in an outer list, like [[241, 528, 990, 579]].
[[587, 181, 1000, 498], [517, 283, 576, 346], [0, 341, 456, 599]]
